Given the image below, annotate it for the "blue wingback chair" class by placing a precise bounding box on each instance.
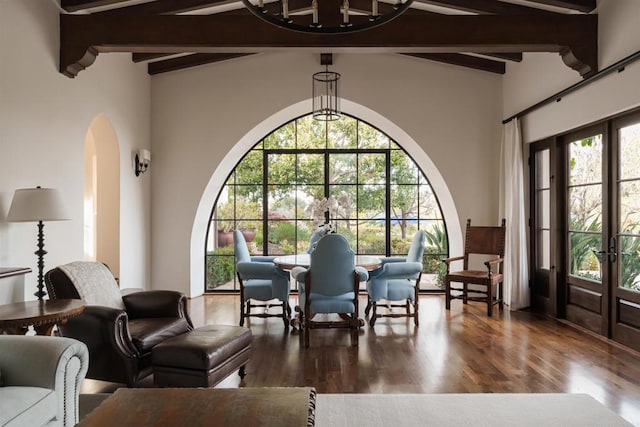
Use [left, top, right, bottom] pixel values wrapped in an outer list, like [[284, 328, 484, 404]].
[[234, 230, 291, 328], [292, 234, 368, 347], [365, 230, 426, 327], [305, 228, 327, 253]]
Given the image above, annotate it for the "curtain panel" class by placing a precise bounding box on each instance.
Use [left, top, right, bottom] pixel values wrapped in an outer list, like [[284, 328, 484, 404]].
[[499, 118, 530, 310]]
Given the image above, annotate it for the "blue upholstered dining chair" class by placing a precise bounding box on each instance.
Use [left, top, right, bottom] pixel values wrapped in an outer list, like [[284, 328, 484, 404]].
[[292, 233, 368, 347], [365, 230, 426, 327], [233, 230, 291, 328]]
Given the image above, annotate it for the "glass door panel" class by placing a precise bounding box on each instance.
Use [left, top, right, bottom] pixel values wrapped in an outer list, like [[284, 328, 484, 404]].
[[565, 131, 607, 334], [531, 144, 553, 311], [613, 119, 640, 350]]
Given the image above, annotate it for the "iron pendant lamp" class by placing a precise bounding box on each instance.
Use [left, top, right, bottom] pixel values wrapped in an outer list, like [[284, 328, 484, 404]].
[[313, 53, 341, 121]]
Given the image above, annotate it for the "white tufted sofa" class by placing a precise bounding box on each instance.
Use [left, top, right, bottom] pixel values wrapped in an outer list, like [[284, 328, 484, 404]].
[[0, 335, 88, 427]]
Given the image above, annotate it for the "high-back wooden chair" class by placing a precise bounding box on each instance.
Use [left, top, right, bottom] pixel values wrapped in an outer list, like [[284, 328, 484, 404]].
[[443, 219, 506, 316]]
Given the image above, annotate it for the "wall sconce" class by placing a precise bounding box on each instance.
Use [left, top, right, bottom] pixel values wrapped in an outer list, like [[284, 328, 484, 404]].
[[135, 149, 151, 177]]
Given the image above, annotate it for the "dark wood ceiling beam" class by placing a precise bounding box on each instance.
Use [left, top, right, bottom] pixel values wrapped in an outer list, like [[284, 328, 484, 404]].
[[59, 13, 597, 78], [132, 53, 179, 62], [147, 53, 256, 75], [524, 0, 596, 13], [97, 0, 239, 15], [413, 0, 554, 15], [402, 53, 505, 74], [61, 0, 132, 12], [476, 52, 522, 62]]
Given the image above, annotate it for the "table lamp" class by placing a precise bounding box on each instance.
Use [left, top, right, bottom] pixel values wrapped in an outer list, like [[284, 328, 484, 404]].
[[7, 187, 70, 300]]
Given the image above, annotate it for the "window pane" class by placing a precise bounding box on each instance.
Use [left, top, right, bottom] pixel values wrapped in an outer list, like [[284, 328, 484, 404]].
[[569, 232, 601, 282], [329, 185, 357, 221], [268, 154, 296, 184], [619, 122, 640, 180], [358, 153, 386, 184], [297, 221, 315, 253], [297, 153, 324, 185], [296, 116, 326, 149], [620, 235, 640, 292], [206, 252, 236, 291], [357, 221, 385, 254], [391, 150, 419, 184], [359, 121, 389, 149], [391, 185, 418, 226], [263, 122, 295, 149], [537, 229, 550, 269], [268, 185, 296, 220], [424, 221, 447, 254], [358, 184, 385, 218], [535, 149, 550, 189], [419, 185, 441, 219], [236, 150, 263, 184], [569, 184, 602, 231], [537, 189, 550, 229], [267, 220, 296, 255], [330, 153, 357, 184], [620, 181, 640, 233], [568, 135, 602, 186], [327, 116, 357, 149]]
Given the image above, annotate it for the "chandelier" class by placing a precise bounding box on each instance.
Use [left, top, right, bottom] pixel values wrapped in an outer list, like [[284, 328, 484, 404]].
[[313, 54, 340, 121], [241, 0, 414, 34]]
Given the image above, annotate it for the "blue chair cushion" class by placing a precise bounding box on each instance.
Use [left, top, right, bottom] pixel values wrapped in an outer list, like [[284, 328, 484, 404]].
[[242, 279, 274, 301], [306, 292, 357, 314], [387, 279, 417, 302]]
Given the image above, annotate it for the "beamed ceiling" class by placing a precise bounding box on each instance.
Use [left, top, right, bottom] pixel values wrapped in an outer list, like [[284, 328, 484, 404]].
[[58, 0, 598, 78]]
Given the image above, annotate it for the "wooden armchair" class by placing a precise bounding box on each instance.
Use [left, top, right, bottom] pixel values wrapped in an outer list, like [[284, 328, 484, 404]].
[[442, 219, 506, 316]]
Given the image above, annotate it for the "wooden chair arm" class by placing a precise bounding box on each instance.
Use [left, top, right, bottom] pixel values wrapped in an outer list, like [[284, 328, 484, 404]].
[[442, 256, 464, 265], [484, 257, 504, 268], [484, 257, 504, 275]]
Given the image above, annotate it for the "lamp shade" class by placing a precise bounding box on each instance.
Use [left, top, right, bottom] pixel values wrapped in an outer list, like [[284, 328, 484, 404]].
[[7, 187, 70, 222]]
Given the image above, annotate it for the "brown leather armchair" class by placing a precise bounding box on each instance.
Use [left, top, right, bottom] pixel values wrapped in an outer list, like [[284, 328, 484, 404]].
[[45, 261, 193, 386]]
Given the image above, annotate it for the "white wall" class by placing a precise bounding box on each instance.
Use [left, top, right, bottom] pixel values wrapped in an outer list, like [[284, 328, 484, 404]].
[[0, 0, 152, 298], [151, 52, 503, 296], [503, 0, 640, 143]]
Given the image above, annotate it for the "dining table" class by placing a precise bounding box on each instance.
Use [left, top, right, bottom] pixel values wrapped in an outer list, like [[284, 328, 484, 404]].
[[273, 253, 382, 271]]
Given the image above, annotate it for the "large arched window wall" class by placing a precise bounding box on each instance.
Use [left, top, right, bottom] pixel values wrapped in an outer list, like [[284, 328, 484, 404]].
[[205, 113, 448, 292]]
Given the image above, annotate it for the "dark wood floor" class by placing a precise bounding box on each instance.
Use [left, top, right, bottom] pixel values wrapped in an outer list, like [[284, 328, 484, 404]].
[[83, 294, 640, 425]]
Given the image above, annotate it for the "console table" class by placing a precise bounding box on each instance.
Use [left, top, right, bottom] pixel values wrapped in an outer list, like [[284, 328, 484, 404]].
[[0, 299, 85, 335]]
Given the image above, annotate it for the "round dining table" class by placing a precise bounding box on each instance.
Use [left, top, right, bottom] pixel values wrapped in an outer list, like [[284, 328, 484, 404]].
[[273, 254, 382, 271]]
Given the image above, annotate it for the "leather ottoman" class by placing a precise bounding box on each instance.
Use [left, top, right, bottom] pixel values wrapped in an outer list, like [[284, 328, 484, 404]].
[[152, 325, 252, 387]]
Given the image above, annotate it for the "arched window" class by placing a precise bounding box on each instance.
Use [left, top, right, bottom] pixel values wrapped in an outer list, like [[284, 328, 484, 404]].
[[205, 114, 448, 292]]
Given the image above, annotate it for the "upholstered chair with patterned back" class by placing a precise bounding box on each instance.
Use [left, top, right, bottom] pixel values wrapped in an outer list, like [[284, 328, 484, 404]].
[[365, 230, 426, 327]]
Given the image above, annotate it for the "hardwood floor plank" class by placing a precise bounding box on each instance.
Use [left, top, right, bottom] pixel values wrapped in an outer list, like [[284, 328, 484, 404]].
[[82, 294, 640, 425]]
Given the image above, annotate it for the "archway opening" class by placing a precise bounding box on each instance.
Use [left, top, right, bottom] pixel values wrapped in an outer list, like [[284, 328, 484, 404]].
[[84, 114, 120, 276]]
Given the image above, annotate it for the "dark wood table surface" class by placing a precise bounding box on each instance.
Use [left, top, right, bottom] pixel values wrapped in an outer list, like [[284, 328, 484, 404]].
[[78, 387, 316, 427], [0, 299, 85, 335]]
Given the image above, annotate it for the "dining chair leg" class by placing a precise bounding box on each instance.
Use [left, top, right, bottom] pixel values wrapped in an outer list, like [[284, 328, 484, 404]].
[[369, 302, 377, 327], [364, 298, 372, 316]]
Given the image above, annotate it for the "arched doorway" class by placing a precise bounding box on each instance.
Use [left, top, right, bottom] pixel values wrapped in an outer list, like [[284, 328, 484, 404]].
[[84, 114, 120, 276]]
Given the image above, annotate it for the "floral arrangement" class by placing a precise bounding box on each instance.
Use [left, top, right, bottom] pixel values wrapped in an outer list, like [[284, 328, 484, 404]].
[[307, 194, 352, 230]]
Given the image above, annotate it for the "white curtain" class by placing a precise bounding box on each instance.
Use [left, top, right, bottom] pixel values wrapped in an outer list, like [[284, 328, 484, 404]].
[[499, 118, 530, 310]]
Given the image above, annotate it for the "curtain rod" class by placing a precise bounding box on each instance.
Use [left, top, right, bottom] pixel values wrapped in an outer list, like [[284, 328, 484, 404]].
[[502, 49, 640, 125]]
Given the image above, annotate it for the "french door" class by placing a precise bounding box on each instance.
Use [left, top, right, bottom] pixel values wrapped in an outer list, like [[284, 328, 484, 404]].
[[531, 110, 640, 351]]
